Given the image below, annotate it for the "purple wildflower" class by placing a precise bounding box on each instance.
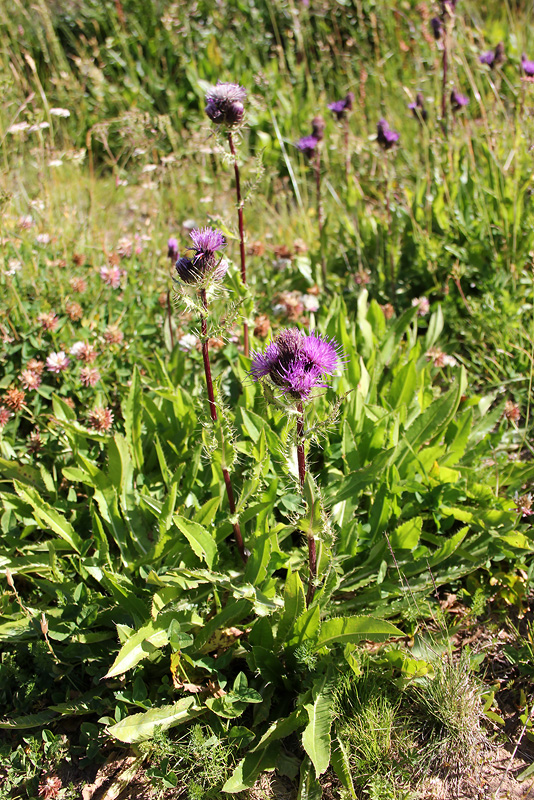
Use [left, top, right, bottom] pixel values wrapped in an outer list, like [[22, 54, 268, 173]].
[[408, 93, 428, 122], [522, 55, 534, 77], [297, 135, 319, 158], [174, 227, 228, 287], [479, 50, 495, 66], [205, 82, 246, 126], [450, 89, 469, 111], [328, 92, 355, 120], [167, 237, 178, 261], [250, 328, 342, 402], [376, 118, 400, 150], [430, 16, 443, 40]]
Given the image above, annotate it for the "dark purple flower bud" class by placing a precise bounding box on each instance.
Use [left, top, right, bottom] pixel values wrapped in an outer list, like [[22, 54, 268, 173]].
[[250, 328, 342, 403], [328, 92, 355, 120], [204, 82, 247, 126], [450, 89, 469, 111], [522, 54, 534, 77], [296, 135, 319, 158], [167, 237, 178, 261], [311, 116, 326, 141], [430, 16, 443, 40], [408, 93, 428, 122], [494, 42, 505, 66], [174, 227, 228, 287], [376, 118, 400, 150]]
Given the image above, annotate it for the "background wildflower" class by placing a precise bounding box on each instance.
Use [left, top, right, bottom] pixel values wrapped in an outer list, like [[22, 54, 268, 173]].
[[205, 81, 246, 126]]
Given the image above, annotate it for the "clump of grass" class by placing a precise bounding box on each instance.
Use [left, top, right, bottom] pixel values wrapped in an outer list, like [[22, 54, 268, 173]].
[[141, 723, 236, 799], [336, 663, 416, 797], [409, 649, 487, 789]]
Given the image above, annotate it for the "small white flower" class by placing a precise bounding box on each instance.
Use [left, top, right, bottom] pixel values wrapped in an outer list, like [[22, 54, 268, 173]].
[[48, 159, 64, 167], [50, 108, 71, 118], [28, 122, 50, 132], [70, 341, 85, 357], [7, 122, 30, 134], [178, 334, 198, 352], [141, 164, 158, 173], [5, 259, 22, 276], [301, 294, 320, 313], [36, 233, 50, 245]]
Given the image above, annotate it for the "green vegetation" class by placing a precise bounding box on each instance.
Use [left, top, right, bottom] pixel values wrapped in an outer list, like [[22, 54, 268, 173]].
[[0, 0, 534, 797]]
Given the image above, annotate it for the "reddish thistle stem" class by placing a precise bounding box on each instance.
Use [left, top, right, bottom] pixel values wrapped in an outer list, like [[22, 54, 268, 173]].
[[315, 148, 327, 290], [199, 289, 247, 564], [228, 131, 249, 358], [297, 403, 316, 606]]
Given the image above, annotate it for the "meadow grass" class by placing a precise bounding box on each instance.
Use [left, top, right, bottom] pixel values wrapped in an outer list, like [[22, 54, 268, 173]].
[[0, 1, 534, 798]]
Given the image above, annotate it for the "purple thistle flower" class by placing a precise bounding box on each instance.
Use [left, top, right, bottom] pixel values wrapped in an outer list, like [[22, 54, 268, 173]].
[[479, 50, 495, 66], [376, 118, 400, 150], [189, 227, 226, 256], [522, 54, 534, 77], [408, 93, 428, 122], [450, 89, 469, 111], [205, 82, 246, 126], [430, 16, 443, 40], [174, 227, 228, 287], [250, 328, 342, 402], [167, 237, 178, 261], [328, 92, 355, 120], [296, 135, 319, 158]]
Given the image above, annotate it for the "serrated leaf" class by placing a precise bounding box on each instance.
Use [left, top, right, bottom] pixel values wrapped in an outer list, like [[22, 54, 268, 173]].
[[331, 735, 357, 797], [107, 697, 202, 743], [173, 514, 217, 568], [302, 674, 333, 777], [276, 571, 306, 646], [13, 483, 82, 552]]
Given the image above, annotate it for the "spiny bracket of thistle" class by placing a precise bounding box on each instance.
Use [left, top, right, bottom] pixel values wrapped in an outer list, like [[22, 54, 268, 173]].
[[304, 390, 354, 445]]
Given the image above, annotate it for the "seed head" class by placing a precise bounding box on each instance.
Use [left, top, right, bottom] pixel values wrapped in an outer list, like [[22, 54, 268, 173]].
[[88, 407, 114, 432], [37, 311, 59, 332], [4, 387, 25, 411], [100, 265, 124, 289], [66, 301, 83, 321], [69, 277, 87, 293], [504, 401, 520, 422], [20, 369, 42, 390], [103, 324, 124, 345], [167, 237, 179, 261], [311, 116, 326, 141], [80, 367, 101, 387], [0, 406, 12, 428], [205, 82, 246, 126]]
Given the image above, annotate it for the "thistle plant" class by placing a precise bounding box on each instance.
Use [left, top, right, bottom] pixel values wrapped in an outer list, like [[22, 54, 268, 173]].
[[204, 82, 250, 357], [173, 226, 247, 563], [328, 92, 354, 178], [250, 327, 342, 604]]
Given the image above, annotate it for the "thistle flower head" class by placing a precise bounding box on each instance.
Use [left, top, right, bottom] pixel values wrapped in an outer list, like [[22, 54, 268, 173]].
[[522, 54, 534, 77], [296, 135, 319, 158], [205, 82, 246, 126], [479, 50, 495, 66], [450, 89, 469, 111], [167, 237, 179, 261], [250, 328, 342, 402], [174, 227, 228, 288], [377, 118, 400, 149], [408, 93, 428, 122], [328, 92, 354, 120], [430, 16, 443, 39]]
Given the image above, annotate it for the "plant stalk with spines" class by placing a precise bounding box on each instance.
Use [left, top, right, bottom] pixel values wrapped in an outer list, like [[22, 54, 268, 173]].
[[174, 227, 247, 564], [227, 130, 249, 357], [249, 328, 342, 606]]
